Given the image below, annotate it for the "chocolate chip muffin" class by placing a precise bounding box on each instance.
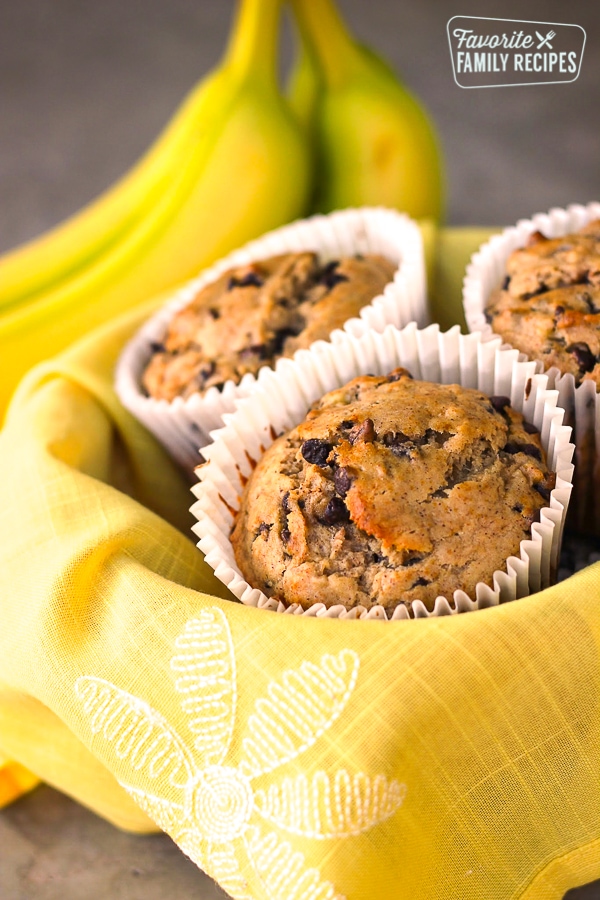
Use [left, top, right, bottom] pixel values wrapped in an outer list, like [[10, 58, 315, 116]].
[[231, 369, 555, 616], [486, 219, 600, 386], [142, 252, 395, 401]]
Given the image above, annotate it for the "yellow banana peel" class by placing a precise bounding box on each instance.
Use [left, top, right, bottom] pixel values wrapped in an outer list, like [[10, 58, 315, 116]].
[[0, 67, 230, 313], [289, 0, 444, 221], [0, 0, 312, 422]]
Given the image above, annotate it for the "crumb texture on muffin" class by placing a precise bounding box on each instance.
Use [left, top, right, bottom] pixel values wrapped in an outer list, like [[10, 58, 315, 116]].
[[486, 219, 600, 387], [231, 369, 555, 615], [142, 252, 396, 401]]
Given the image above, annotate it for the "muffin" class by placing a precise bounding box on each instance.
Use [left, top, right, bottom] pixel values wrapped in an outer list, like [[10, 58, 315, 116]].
[[142, 251, 396, 402], [485, 219, 600, 386], [116, 207, 426, 472], [463, 202, 600, 536], [230, 368, 556, 616]]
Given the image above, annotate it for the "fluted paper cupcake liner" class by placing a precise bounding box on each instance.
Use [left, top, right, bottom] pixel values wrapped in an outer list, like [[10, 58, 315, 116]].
[[463, 201, 600, 534], [115, 207, 426, 472], [190, 323, 574, 621]]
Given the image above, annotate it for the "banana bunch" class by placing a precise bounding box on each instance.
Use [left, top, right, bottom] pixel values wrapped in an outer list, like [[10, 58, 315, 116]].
[[288, 0, 444, 220], [0, 0, 311, 420], [0, 0, 444, 423]]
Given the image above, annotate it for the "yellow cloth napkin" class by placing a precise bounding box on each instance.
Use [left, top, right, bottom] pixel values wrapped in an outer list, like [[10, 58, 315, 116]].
[[1, 228, 599, 900]]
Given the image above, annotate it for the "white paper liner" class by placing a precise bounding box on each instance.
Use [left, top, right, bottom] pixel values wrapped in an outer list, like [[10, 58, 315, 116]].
[[190, 323, 575, 621], [115, 207, 426, 471], [463, 201, 600, 534]]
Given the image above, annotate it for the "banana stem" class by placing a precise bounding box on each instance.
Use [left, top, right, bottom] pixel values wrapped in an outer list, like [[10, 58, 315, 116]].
[[223, 0, 283, 86], [289, 0, 359, 88]]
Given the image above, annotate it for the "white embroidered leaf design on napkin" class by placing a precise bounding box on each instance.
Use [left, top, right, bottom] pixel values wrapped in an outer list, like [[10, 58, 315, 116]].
[[238, 649, 360, 779], [253, 770, 406, 838], [74, 610, 405, 900], [170, 611, 236, 766]]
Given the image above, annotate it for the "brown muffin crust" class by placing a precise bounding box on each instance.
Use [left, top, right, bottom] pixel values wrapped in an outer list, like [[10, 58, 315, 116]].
[[142, 252, 395, 401], [231, 369, 555, 616], [486, 220, 600, 387]]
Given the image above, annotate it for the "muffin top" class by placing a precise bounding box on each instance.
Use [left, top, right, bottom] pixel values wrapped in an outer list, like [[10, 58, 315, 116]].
[[231, 368, 555, 616], [486, 219, 600, 387], [142, 251, 395, 401]]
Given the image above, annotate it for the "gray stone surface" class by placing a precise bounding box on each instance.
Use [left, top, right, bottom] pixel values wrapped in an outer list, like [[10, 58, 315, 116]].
[[1, 0, 599, 897], [0, 786, 228, 899]]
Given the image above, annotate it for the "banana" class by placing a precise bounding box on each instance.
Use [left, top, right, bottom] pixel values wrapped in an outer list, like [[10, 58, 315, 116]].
[[0, 0, 312, 421], [289, 0, 444, 221], [0, 66, 230, 312], [286, 25, 322, 142]]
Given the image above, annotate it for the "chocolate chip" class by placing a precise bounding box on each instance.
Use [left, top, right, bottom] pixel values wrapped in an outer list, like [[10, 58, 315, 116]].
[[504, 441, 542, 460], [404, 557, 423, 567], [228, 271, 264, 289], [282, 491, 291, 514], [383, 430, 413, 445], [239, 343, 269, 360], [208, 307, 220, 320], [512, 503, 523, 513], [349, 418, 376, 444], [256, 523, 271, 539], [411, 577, 430, 588], [271, 324, 305, 354], [382, 431, 414, 457], [196, 361, 216, 384], [281, 528, 291, 543], [388, 368, 413, 382], [334, 467, 352, 497], [372, 553, 383, 563], [319, 497, 350, 525], [534, 484, 551, 502], [318, 260, 349, 290], [527, 230, 547, 246], [503, 441, 523, 456], [535, 472, 556, 501], [301, 439, 333, 467], [149, 341, 165, 354], [489, 395, 511, 413], [583, 293, 600, 314], [566, 341, 597, 373], [554, 305, 565, 316], [424, 428, 453, 446], [523, 285, 550, 300], [523, 420, 539, 434], [339, 419, 355, 430], [501, 275, 511, 290], [323, 273, 349, 290]]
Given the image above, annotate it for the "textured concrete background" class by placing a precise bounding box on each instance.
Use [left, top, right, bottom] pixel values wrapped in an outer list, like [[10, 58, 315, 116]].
[[0, 0, 599, 252], [1, 0, 599, 897]]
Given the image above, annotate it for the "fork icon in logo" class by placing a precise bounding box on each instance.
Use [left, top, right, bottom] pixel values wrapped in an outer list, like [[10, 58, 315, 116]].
[[536, 29, 556, 48]]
